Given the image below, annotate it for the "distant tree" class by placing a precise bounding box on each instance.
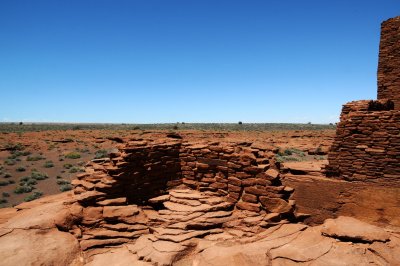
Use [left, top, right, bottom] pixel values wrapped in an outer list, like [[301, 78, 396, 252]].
[[19, 122, 23, 125], [238, 121, 243, 125], [173, 125, 179, 130], [307, 122, 312, 125]]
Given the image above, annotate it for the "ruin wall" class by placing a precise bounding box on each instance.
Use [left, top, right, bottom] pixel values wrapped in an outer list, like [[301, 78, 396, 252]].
[[326, 99, 400, 183], [72, 139, 295, 249], [74, 139, 294, 213], [378, 16, 400, 109]]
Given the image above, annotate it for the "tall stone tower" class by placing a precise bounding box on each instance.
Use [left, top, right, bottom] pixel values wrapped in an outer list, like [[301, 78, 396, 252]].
[[378, 16, 400, 109]]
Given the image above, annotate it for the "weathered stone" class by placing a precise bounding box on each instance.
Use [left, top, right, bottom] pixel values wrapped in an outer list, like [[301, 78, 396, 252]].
[[321, 216, 390, 243], [259, 197, 292, 214]]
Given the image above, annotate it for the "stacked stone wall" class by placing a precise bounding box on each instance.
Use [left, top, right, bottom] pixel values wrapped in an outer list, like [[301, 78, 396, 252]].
[[378, 16, 400, 109], [74, 139, 294, 214], [72, 138, 296, 249], [326, 100, 400, 183]]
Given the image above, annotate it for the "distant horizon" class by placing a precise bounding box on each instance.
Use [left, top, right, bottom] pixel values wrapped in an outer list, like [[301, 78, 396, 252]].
[[0, 121, 335, 125], [1, 1, 399, 124]]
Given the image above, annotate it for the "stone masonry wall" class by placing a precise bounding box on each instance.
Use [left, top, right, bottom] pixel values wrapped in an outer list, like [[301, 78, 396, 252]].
[[378, 16, 400, 109], [74, 138, 294, 214], [72, 138, 296, 250], [326, 99, 400, 184]]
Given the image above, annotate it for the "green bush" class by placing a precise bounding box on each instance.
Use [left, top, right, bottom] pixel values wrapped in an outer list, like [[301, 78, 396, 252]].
[[43, 160, 54, 168], [4, 159, 16, 165], [56, 179, 70, 185], [24, 191, 43, 202], [14, 185, 34, 194], [5, 143, 24, 151], [3, 173, 12, 178], [59, 184, 73, 192], [2, 192, 10, 197], [0, 180, 9, 186], [30, 171, 48, 180], [69, 166, 83, 173], [65, 152, 81, 159], [27, 155, 45, 161], [63, 163, 73, 169], [19, 177, 37, 186], [94, 149, 108, 159], [16, 166, 26, 172]]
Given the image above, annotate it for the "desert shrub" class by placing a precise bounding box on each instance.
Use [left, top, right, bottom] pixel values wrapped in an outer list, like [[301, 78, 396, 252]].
[[24, 191, 43, 202], [56, 175, 62, 179], [0, 198, 7, 204], [21, 151, 31, 156], [56, 179, 70, 185], [3, 173, 12, 178], [27, 155, 45, 161], [30, 171, 48, 180], [2, 192, 10, 197], [69, 167, 78, 173], [19, 177, 37, 186], [16, 166, 26, 172], [0, 180, 9, 186], [7, 154, 19, 159], [63, 163, 73, 169], [94, 149, 108, 159], [43, 160, 54, 168], [59, 184, 73, 192], [65, 152, 81, 159], [76, 148, 90, 153], [14, 185, 34, 194], [5, 143, 24, 151], [4, 159, 16, 165], [275, 148, 305, 163]]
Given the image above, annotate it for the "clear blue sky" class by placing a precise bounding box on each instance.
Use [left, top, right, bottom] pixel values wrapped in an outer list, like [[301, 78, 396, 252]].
[[1, 1, 399, 124]]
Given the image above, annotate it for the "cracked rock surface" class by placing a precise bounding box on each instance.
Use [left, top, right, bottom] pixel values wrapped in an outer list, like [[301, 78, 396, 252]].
[[1, 189, 399, 266]]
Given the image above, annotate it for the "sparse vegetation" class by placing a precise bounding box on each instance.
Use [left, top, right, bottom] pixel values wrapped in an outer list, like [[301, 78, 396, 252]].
[[4, 159, 16, 165], [0, 180, 10, 186], [63, 163, 73, 169], [16, 166, 26, 172], [14, 185, 34, 194], [60, 184, 73, 192], [94, 149, 108, 159], [2, 192, 10, 197], [43, 160, 54, 168], [27, 155, 45, 161], [30, 171, 48, 180], [275, 148, 306, 163], [5, 143, 24, 151], [69, 166, 84, 173], [24, 191, 43, 202], [65, 152, 81, 159], [57, 179, 72, 192], [3, 173, 12, 178]]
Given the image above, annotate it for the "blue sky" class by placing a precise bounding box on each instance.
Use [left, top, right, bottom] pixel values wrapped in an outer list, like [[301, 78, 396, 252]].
[[0, 1, 399, 124]]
